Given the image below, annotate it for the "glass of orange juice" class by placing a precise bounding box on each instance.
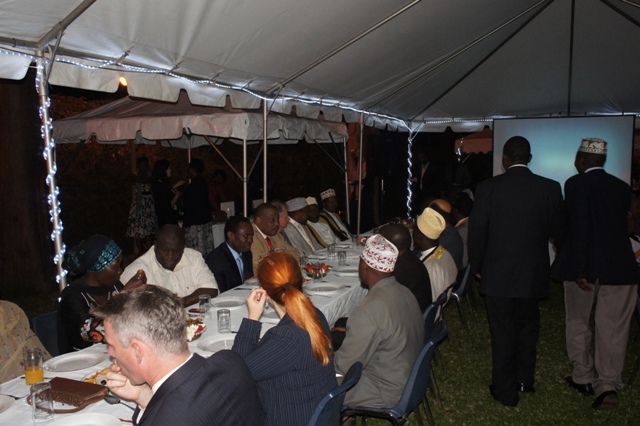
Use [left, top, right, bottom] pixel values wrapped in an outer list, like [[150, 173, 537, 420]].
[[23, 348, 44, 385]]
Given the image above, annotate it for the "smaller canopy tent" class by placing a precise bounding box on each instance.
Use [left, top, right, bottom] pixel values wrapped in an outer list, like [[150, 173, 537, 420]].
[[53, 90, 348, 146], [53, 91, 350, 217]]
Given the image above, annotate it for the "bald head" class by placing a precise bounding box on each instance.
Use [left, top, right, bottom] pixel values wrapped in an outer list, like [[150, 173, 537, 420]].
[[379, 223, 411, 254], [429, 199, 453, 225]]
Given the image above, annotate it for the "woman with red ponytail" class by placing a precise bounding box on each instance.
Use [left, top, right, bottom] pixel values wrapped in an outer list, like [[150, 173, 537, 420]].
[[232, 251, 336, 425]]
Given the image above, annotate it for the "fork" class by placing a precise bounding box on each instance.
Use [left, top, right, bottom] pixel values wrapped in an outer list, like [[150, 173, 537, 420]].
[[1, 394, 27, 400]]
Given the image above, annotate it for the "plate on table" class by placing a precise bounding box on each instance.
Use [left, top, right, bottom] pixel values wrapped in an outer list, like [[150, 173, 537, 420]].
[[197, 334, 236, 353], [210, 296, 246, 310], [43, 351, 108, 372], [304, 282, 345, 296], [48, 413, 121, 426], [243, 277, 260, 288], [261, 305, 280, 323], [0, 396, 14, 417], [333, 268, 359, 277]]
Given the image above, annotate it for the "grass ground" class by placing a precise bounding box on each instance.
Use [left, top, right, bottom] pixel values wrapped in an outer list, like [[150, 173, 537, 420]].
[[7, 281, 640, 425], [355, 282, 640, 425]]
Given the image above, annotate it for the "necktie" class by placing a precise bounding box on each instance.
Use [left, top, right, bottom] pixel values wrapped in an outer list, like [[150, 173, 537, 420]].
[[265, 236, 273, 250], [236, 255, 244, 279]]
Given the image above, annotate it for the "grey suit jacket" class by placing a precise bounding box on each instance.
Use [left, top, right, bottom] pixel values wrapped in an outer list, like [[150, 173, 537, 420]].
[[335, 276, 424, 408]]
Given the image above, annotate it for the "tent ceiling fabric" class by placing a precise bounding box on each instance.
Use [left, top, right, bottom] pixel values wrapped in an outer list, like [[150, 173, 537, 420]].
[[2, 0, 640, 130], [52, 91, 349, 147]]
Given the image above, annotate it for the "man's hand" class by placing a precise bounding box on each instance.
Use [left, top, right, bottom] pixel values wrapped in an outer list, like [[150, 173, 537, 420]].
[[575, 278, 593, 292], [106, 363, 153, 409]]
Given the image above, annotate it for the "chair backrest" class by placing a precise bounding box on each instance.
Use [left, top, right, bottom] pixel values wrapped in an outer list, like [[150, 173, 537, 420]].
[[389, 320, 448, 419], [32, 311, 59, 356], [423, 290, 449, 341], [453, 264, 471, 297], [307, 361, 363, 426]]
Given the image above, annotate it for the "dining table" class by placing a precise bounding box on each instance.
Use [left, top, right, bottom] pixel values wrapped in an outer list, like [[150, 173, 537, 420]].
[[0, 240, 367, 425]]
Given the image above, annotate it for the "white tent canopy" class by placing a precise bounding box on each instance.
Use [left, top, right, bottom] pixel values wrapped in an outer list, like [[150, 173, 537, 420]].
[[4, 0, 640, 130], [53, 91, 349, 146]]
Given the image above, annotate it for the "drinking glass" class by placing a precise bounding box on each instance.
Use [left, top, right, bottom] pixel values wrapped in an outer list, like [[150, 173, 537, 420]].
[[23, 347, 44, 385], [198, 294, 211, 316], [338, 251, 347, 266], [217, 309, 231, 333], [30, 382, 54, 422], [328, 243, 337, 258]]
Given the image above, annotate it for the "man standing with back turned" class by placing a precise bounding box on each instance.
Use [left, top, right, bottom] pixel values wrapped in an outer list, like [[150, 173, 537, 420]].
[[552, 138, 639, 410], [468, 136, 563, 407]]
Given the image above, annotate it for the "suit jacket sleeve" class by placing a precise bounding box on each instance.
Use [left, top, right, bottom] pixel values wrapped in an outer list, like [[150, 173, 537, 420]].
[[232, 318, 303, 381], [467, 180, 490, 275], [563, 177, 590, 278], [333, 304, 382, 375]]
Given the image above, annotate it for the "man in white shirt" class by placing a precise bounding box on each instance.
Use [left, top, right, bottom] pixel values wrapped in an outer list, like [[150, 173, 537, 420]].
[[306, 196, 336, 248], [282, 197, 323, 253], [319, 188, 352, 241], [121, 224, 218, 307], [96, 286, 263, 426], [414, 207, 457, 302]]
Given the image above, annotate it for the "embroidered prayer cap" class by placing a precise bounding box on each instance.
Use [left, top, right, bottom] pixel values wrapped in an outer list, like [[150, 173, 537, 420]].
[[286, 197, 308, 213], [361, 234, 398, 273], [578, 138, 607, 155], [417, 207, 446, 240], [63, 235, 122, 275], [320, 188, 336, 201], [306, 196, 318, 206]]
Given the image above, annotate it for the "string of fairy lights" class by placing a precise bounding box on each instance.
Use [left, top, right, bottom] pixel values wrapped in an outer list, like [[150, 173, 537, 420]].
[[9, 46, 624, 284]]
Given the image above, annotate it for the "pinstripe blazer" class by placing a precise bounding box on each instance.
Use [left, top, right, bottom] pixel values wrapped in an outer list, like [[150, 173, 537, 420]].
[[135, 351, 264, 426], [232, 310, 337, 426]]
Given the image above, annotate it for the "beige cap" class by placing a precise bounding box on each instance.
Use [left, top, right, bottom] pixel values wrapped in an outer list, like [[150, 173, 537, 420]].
[[417, 207, 446, 239]]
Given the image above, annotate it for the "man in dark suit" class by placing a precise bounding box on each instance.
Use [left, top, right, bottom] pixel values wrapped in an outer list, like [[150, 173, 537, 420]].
[[552, 138, 639, 410], [94, 286, 264, 426], [205, 216, 254, 293], [379, 223, 432, 312], [468, 136, 563, 407]]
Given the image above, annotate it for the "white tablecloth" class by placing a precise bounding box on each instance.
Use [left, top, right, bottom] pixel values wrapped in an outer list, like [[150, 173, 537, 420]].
[[0, 243, 366, 424]]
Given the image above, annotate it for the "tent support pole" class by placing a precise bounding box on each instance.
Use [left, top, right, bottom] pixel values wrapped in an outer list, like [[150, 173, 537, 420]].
[[36, 51, 67, 291], [243, 138, 248, 216], [356, 114, 364, 236], [263, 100, 268, 204], [204, 136, 242, 180]]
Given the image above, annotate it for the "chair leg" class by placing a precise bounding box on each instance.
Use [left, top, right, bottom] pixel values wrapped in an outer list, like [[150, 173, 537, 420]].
[[423, 396, 435, 426], [465, 293, 477, 323], [414, 404, 425, 426], [429, 366, 443, 405], [456, 298, 473, 345]]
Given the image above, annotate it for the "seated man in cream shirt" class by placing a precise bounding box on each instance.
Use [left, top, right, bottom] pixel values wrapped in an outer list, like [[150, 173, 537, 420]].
[[306, 196, 337, 248], [121, 224, 218, 307]]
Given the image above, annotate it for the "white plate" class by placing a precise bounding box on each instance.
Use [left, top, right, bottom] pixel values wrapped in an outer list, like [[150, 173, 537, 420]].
[[261, 305, 280, 322], [43, 351, 108, 372], [0, 396, 14, 417], [210, 296, 246, 310], [47, 413, 121, 426], [197, 334, 236, 353], [243, 277, 259, 287], [333, 268, 359, 277], [304, 282, 345, 296]]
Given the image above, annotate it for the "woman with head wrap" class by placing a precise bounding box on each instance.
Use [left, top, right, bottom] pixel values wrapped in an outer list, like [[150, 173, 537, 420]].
[[58, 235, 146, 353], [232, 251, 336, 425]]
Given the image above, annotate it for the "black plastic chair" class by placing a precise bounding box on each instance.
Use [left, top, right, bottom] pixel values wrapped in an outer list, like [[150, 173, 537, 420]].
[[307, 361, 362, 426], [450, 265, 475, 342], [342, 321, 448, 426], [32, 311, 59, 356]]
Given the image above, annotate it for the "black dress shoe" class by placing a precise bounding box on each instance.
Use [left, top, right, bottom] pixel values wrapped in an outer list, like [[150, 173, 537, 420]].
[[565, 376, 594, 396], [592, 390, 618, 410], [517, 383, 535, 393], [489, 385, 519, 407]]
